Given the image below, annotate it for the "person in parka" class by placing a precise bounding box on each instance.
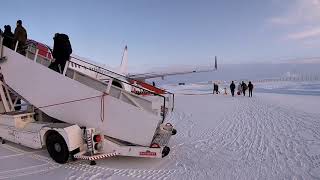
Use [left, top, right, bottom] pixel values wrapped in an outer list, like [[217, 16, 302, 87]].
[[14, 20, 27, 55], [215, 83, 220, 94], [3, 25, 14, 50], [241, 81, 247, 96], [49, 33, 72, 73], [248, 81, 254, 97], [213, 83, 220, 94], [230, 81, 236, 97], [237, 82, 242, 95]]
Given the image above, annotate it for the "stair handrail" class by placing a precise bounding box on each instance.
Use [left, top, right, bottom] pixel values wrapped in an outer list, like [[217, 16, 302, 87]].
[[67, 59, 167, 121], [68, 55, 175, 95], [67, 54, 175, 112], [0, 35, 3, 59]]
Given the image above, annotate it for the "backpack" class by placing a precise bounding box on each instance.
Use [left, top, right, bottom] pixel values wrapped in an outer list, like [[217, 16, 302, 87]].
[[53, 33, 72, 59], [243, 84, 248, 90], [58, 34, 72, 55]]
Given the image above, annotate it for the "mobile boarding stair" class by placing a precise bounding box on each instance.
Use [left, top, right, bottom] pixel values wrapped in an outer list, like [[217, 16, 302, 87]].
[[25, 40, 175, 115], [0, 35, 176, 164]]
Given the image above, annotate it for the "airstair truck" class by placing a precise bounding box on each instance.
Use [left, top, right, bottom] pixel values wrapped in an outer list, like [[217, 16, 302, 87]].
[[0, 36, 176, 164]]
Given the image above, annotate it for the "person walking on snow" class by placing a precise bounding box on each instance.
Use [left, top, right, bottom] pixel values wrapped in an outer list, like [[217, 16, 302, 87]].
[[213, 83, 219, 94], [215, 83, 220, 94], [248, 81, 254, 97], [14, 20, 27, 56], [241, 81, 247, 96], [237, 82, 242, 95], [213, 83, 216, 94], [230, 81, 236, 97]]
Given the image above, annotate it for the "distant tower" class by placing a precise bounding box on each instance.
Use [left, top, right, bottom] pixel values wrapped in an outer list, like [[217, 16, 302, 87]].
[[119, 45, 128, 75], [214, 56, 218, 70]]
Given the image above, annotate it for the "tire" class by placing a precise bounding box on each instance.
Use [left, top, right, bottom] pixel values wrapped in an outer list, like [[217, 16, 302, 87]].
[[171, 129, 177, 135], [162, 146, 170, 157], [46, 132, 69, 164]]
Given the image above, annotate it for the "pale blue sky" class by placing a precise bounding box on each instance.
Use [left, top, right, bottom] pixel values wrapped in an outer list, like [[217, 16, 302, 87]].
[[1, 0, 320, 69]]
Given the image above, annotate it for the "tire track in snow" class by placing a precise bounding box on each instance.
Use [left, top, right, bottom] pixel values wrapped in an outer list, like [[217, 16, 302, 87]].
[[170, 95, 320, 180], [1, 94, 320, 179], [0, 141, 180, 180], [64, 161, 178, 180], [0, 148, 61, 179]]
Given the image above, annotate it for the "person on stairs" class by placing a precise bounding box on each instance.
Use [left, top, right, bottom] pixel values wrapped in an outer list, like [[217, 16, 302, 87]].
[[14, 20, 27, 56], [49, 33, 72, 73], [3, 25, 14, 50]]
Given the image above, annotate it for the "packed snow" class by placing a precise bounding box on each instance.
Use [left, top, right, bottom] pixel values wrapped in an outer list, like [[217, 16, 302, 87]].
[[0, 79, 320, 179]]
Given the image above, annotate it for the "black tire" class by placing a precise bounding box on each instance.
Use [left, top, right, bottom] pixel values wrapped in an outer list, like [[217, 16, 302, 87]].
[[172, 129, 177, 135], [0, 137, 5, 144], [46, 132, 69, 164], [162, 146, 170, 157]]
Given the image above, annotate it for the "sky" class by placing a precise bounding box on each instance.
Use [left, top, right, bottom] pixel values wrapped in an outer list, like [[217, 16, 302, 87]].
[[1, 0, 320, 70]]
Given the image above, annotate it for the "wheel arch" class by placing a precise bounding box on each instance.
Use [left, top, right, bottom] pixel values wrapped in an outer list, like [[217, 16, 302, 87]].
[[40, 124, 83, 152], [112, 80, 123, 89]]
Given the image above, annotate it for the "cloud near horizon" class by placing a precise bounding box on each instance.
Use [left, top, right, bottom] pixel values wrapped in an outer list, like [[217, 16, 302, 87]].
[[287, 27, 320, 40], [269, 0, 320, 40]]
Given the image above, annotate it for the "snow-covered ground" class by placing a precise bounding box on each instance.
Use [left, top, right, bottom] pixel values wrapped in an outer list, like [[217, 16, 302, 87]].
[[255, 81, 320, 96], [1, 82, 320, 179], [162, 81, 320, 96]]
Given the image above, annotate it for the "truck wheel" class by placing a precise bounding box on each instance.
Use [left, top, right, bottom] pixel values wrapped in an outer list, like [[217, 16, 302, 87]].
[[172, 129, 177, 135], [162, 146, 170, 157], [0, 137, 5, 144], [46, 132, 69, 164]]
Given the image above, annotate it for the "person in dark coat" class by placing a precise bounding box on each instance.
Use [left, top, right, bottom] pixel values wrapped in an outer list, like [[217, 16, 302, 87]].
[[49, 33, 72, 73], [2, 25, 14, 50], [215, 83, 219, 94], [248, 81, 254, 97], [241, 81, 247, 96], [230, 81, 236, 97], [14, 20, 27, 56], [213, 83, 219, 94]]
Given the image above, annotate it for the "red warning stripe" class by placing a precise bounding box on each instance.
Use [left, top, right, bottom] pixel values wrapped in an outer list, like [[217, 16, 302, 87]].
[[74, 152, 119, 161]]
